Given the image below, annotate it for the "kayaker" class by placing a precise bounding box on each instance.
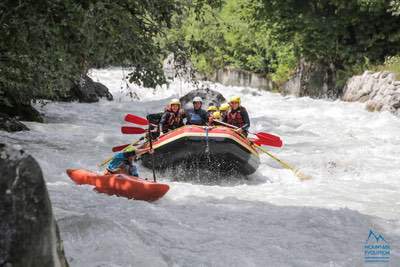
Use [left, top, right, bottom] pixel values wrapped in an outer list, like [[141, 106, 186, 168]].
[[223, 96, 250, 136], [218, 103, 230, 121], [160, 98, 185, 133], [105, 147, 153, 177], [207, 105, 218, 125], [185, 96, 208, 125]]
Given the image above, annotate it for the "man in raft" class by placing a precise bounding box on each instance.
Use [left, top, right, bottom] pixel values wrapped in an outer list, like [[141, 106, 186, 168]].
[[105, 147, 153, 177], [160, 98, 185, 133], [185, 96, 208, 125], [223, 96, 250, 136]]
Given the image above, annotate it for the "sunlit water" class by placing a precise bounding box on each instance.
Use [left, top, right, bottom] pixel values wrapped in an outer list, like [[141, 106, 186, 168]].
[[1, 67, 400, 266]]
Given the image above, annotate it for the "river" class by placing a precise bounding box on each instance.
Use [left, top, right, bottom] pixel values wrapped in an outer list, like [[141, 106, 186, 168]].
[[1, 68, 399, 266]]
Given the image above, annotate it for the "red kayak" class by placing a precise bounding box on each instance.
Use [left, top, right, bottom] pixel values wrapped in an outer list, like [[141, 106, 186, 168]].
[[66, 169, 169, 202]]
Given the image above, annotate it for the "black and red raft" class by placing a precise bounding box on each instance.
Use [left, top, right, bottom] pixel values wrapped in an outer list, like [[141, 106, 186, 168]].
[[140, 125, 260, 175]]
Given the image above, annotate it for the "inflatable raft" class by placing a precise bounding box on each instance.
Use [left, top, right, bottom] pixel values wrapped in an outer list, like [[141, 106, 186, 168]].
[[140, 125, 260, 175], [66, 169, 169, 201]]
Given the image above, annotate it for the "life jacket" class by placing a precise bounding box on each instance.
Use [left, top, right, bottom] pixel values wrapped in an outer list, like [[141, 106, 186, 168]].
[[167, 111, 183, 127], [163, 109, 184, 131], [226, 107, 245, 128]]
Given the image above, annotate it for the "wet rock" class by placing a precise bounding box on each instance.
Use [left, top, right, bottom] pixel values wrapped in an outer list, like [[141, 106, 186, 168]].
[[0, 144, 69, 267], [0, 89, 43, 123], [282, 59, 338, 98], [0, 113, 29, 132], [71, 75, 113, 103], [342, 71, 400, 115], [179, 87, 226, 110]]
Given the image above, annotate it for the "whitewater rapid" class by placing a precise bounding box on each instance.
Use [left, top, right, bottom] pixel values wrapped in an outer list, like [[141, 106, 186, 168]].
[[1, 67, 399, 266]]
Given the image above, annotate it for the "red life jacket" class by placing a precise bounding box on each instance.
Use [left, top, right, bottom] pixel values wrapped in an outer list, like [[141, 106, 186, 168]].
[[226, 107, 245, 128]]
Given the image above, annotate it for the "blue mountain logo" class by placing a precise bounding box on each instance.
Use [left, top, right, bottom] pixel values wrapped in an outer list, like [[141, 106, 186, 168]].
[[366, 230, 387, 243]]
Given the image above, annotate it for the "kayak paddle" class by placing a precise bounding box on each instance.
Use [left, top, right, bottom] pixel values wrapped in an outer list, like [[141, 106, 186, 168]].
[[112, 144, 130, 152], [121, 126, 147, 134], [254, 144, 311, 181], [112, 141, 144, 152], [99, 137, 144, 167]]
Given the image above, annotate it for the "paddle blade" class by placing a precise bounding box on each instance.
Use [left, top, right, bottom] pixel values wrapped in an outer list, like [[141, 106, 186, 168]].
[[250, 137, 283, 148], [294, 169, 312, 181], [256, 132, 281, 142], [112, 144, 130, 152], [121, 126, 146, 134], [125, 114, 149, 126]]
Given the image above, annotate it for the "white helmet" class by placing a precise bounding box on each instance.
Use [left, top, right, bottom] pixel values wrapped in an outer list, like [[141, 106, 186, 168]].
[[192, 96, 202, 103]]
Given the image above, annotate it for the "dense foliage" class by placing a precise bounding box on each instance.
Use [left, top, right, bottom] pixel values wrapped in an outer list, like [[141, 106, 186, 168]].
[[165, 0, 400, 84], [162, 0, 297, 83], [1, 0, 400, 108], [0, 0, 204, 104]]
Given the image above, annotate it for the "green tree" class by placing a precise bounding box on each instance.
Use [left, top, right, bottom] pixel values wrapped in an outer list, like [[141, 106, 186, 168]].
[[249, 0, 400, 69], [0, 0, 218, 116], [162, 0, 297, 83]]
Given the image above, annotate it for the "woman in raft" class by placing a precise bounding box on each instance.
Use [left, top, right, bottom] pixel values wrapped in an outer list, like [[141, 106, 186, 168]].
[[160, 98, 185, 134], [105, 147, 153, 177]]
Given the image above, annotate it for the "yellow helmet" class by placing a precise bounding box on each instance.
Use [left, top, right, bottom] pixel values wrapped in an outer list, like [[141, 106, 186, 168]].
[[212, 111, 221, 120], [169, 98, 181, 106], [207, 106, 218, 112], [124, 146, 136, 153], [219, 103, 230, 111], [229, 96, 241, 104]]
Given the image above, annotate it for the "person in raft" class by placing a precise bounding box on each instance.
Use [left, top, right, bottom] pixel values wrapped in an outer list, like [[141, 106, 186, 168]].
[[209, 111, 222, 126], [218, 103, 230, 121], [105, 147, 153, 177], [206, 105, 218, 125], [223, 96, 250, 136], [185, 96, 208, 125], [160, 98, 185, 134]]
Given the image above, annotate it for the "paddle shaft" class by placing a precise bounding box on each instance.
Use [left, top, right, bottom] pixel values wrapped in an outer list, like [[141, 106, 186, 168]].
[[254, 144, 311, 181], [148, 128, 157, 182], [98, 138, 144, 167], [214, 120, 274, 138]]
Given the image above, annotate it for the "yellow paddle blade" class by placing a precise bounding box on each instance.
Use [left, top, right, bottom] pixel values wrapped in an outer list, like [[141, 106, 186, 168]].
[[98, 156, 113, 168], [294, 169, 312, 181]]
